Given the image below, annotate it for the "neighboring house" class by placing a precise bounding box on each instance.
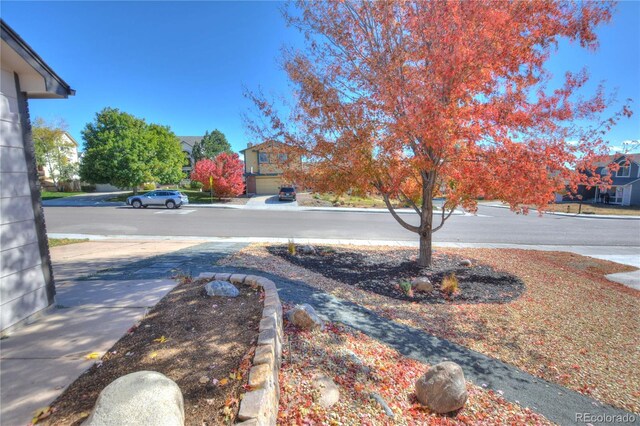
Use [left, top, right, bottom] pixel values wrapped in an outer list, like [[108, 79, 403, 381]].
[[1, 20, 75, 331], [38, 130, 79, 184], [593, 153, 640, 206], [178, 136, 202, 175], [241, 140, 299, 195]]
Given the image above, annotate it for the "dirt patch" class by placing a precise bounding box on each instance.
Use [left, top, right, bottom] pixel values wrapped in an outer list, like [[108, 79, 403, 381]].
[[267, 245, 525, 304], [41, 277, 262, 426]]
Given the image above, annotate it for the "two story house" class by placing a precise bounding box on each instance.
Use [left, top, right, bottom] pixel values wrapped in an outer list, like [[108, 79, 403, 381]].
[[241, 140, 298, 195], [593, 153, 640, 206], [38, 130, 79, 189], [178, 135, 201, 175]]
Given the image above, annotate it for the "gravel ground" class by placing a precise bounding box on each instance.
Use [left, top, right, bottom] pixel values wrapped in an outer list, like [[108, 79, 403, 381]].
[[220, 244, 640, 413], [279, 312, 553, 425]]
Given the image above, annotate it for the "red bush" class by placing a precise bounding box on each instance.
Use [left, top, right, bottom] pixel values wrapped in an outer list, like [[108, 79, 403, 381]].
[[190, 153, 244, 198]]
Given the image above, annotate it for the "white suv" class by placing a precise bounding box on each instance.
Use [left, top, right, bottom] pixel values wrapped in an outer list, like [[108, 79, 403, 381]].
[[126, 190, 189, 209]]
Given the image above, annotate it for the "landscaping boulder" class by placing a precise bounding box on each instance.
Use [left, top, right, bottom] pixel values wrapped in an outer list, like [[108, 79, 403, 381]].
[[411, 277, 433, 293], [459, 259, 473, 267], [287, 304, 323, 330], [299, 245, 316, 255], [83, 371, 184, 426], [204, 280, 239, 297], [312, 372, 340, 408], [415, 361, 467, 413]]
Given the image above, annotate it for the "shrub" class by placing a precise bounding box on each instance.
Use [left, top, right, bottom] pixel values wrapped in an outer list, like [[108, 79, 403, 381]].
[[441, 273, 459, 295], [81, 184, 96, 193], [142, 183, 156, 190], [190, 153, 244, 198], [398, 280, 414, 297], [190, 180, 203, 190], [288, 239, 296, 255]]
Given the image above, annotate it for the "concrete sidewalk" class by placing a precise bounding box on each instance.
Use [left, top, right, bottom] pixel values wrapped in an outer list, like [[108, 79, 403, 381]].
[[0, 240, 203, 425], [50, 234, 640, 291]]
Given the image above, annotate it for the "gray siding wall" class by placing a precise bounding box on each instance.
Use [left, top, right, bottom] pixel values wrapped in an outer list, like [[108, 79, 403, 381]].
[[630, 183, 640, 206], [0, 68, 53, 330]]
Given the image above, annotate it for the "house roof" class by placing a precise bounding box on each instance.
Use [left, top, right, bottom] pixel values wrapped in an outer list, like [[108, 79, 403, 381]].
[[62, 131, 78, 147], [239, 140, 285, 153], [178, 136, 202, 149], [594, 153, 640, 167], [1, 19, 75, 98], [610, 177, 640, 186]]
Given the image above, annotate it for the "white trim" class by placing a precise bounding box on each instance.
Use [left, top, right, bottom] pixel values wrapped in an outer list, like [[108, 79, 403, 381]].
[[616, 161, 631, 177], [622, 185, 632, 206]]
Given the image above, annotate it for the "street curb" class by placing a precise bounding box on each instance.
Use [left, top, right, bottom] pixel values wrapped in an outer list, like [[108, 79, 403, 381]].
[[480, 203, 640, 220]]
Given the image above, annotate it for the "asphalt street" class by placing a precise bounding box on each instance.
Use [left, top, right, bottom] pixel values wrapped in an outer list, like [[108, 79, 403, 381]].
[[43, 204, 640, 248]]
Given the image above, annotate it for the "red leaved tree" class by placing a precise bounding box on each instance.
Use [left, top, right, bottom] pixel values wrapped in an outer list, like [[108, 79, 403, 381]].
[[247, 0, 632, 267], [190, 152, 244, 199]]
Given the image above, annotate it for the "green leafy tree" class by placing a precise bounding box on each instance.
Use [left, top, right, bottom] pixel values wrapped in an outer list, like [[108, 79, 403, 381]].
[[192, 129, 232, 161], [148, 124, 185, 184], [32, 118, 77, 191], [80, 108, 183, 192]]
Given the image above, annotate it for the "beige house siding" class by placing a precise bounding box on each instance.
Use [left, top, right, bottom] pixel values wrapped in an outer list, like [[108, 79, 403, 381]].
[[242, 141, 299, 195]]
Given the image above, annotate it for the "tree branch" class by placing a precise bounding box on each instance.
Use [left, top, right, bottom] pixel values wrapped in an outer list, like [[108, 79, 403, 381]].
[[432, 200, 456, 233], [380, 191, 420, 233], [398, 189, 422, 216]]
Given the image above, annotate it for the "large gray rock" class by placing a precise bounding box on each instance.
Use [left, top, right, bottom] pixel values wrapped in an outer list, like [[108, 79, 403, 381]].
[[415, 361, 467, 413], [83, 371, 184, 426], [299, 245, 316, 255], [411, 277, 433, 293], [312, 372, 340, 408], [287, 304, 323, 330], [204, 280, 239, 297]]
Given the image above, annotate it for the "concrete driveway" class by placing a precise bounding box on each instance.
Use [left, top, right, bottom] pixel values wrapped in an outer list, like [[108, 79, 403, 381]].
[[245, 194, 299, 210]]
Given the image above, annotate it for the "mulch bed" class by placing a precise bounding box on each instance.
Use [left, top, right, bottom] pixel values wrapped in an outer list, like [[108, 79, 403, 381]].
[[40, 277, 262, 426], [267, 246, 525, 304]]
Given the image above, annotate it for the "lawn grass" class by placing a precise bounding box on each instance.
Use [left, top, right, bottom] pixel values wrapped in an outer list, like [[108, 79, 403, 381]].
[[49, 238, 89, 247], [544, 202, 640, 216], [107, 190, 248, 204], [220, 245, 640, 413], [40, 191, 85, 200]]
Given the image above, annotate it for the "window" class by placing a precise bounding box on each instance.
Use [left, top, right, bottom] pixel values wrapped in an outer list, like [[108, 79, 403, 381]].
[[278, 153, 288, 162], [616, 161, 630, 177], [258, 152, 269, 163]]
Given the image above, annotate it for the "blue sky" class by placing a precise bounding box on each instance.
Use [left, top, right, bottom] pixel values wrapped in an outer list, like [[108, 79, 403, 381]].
[[2, 1, 639, 154]]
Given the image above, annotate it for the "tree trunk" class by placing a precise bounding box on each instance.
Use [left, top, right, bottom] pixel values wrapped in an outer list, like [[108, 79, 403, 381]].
[[417, 172, 435, 268], [418, 231, 432, 268]]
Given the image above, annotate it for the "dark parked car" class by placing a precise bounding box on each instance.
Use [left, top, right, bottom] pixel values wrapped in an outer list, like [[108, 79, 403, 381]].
[[278, 186, 296, 201], [127, 190, 189, 209]]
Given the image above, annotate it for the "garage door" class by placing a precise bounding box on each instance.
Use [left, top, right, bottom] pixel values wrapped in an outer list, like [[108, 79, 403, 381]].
[[255, 177, 282, 194]]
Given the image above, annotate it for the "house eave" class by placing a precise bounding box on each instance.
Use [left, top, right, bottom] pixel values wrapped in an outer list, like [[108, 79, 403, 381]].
[[1, 19, 75, 98]]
